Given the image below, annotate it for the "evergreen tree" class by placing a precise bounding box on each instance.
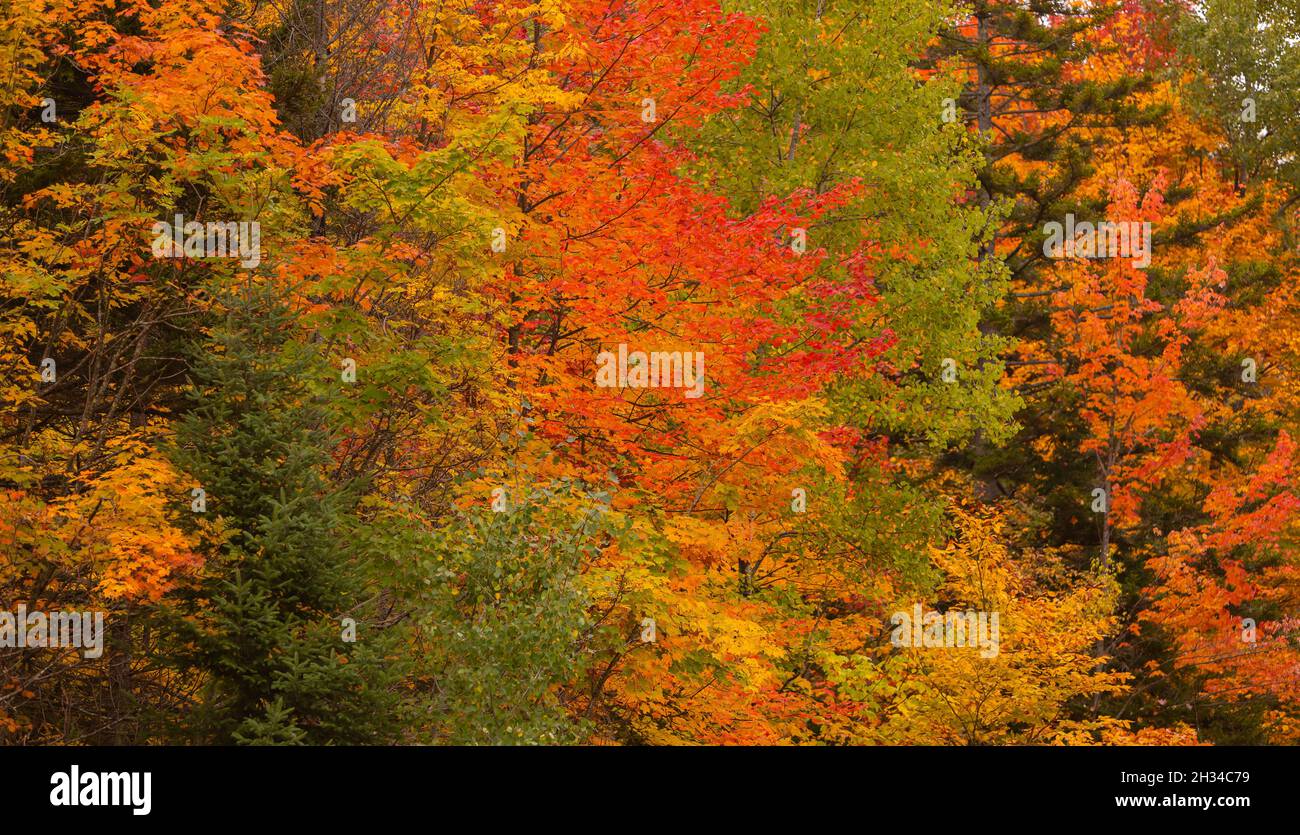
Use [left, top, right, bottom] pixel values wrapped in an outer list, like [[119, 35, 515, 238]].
[[921, 1, 1164, 499], [160, 284, 407, 744], [922, 0, 1160, 284]]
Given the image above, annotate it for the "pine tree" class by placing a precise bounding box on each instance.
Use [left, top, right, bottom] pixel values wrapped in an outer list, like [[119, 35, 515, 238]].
[[921, 1, 1164, 499], [922, 0, 1161, 283]]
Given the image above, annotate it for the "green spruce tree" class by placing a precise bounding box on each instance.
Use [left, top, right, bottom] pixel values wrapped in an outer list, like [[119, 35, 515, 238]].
[[160, 283, 407, 744]]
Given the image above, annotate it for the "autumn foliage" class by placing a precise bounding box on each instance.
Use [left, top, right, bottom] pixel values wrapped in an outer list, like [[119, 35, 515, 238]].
[[2, 0, 1299, 745]]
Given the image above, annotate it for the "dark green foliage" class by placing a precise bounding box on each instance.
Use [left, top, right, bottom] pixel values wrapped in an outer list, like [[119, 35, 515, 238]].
[[160, 283, 407, 744]]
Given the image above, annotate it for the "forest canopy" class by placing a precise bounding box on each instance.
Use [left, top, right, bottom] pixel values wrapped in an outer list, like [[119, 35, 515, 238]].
[[3, 0, 1300, 746]]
